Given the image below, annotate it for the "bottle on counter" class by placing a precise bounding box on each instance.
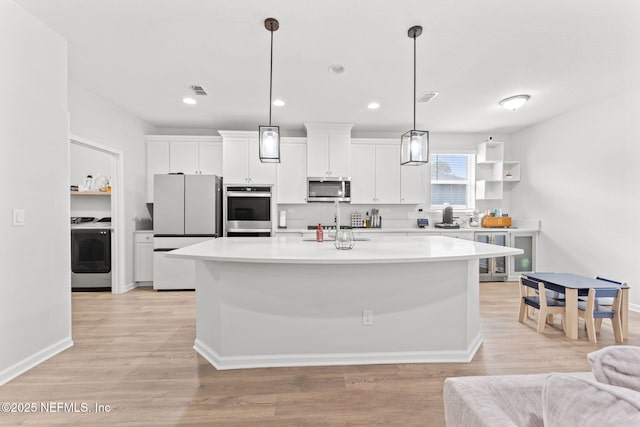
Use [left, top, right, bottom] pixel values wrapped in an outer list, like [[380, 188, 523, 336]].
[[316, 223, 324, 242], [365, 212, 371, 228]]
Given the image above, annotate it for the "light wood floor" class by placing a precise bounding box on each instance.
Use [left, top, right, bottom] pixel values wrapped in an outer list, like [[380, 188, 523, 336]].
[[1, 282, 638, 426]]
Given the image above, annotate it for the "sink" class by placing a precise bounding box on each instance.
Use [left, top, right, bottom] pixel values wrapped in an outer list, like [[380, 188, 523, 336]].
[[301, 237, 370, 242]]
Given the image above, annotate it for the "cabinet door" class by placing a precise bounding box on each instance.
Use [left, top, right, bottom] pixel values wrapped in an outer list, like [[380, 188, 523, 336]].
[[169, 141, 199, 174], [223, 138, 249, 183], [328, 133, 350, 177], [349, 144, 376, 204], [276, 141, 307, 203], [247, 137, 276, 184], [198, 142, 223, 175], [401, 163, 427, 204], [374, 144, 401, 204], [510, 233, 536, 275], [135, 242, 154, 282], [491, 233, 509, 275], [146, 140, 170, 203], [306, 133, 330, 176]]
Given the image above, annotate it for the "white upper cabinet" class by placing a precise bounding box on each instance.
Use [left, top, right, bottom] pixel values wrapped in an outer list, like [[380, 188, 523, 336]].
[[145, 135, 222, 203], [220, 130, 276, 185], [305, 123, 352, 177], [349, 140, 400, 204], [401, 163, 427, 204], [276, 138, 307, 204], [146, 139, 170, 203]]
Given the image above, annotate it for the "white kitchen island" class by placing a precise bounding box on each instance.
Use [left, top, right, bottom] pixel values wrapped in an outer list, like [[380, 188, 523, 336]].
[[169, 235, 522, 370]]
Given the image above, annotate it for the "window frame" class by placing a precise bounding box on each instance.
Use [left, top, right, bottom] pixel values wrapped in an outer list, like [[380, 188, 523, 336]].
[[429, 150, 476, 211]]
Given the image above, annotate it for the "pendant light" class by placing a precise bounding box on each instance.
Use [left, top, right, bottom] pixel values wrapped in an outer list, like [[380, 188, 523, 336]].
[[259, 18, 281, 163], [401, 25, 429, 166]]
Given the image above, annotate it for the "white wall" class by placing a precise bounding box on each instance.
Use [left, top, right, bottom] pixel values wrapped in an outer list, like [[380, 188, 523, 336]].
[[68, 83, 154, 289], [509, 88, 640, 309], [0, 0, 71, 384]]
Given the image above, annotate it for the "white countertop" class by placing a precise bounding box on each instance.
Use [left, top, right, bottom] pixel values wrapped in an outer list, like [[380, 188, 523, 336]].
[[168, 235, 522, 264], [275, 226, 539, 234]]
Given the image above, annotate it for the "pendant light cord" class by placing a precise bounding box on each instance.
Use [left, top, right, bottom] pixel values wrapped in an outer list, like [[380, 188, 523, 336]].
[[412, 32, 416, 130], [268, 24, 274, 126]]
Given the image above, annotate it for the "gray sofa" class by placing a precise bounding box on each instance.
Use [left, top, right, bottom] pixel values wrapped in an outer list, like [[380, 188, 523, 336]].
[[443, 346, 640, 426]]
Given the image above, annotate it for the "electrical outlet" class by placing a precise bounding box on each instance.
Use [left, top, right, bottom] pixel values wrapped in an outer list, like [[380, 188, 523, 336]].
[[12, 208, 25, 226], [362, 310, 373, 326]]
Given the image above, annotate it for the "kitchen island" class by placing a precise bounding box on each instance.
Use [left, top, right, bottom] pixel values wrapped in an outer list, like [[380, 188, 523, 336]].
[[169, 235, 522, 370]]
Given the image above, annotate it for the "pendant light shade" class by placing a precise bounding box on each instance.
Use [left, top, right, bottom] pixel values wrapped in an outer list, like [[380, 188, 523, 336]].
[[401, 25, 429, 166], [259, 18, 280, 163]]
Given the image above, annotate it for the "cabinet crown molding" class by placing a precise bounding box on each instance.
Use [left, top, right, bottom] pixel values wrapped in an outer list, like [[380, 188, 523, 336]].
[[218, 130, 259, 139], [304, 123, 353, 133], [145, 135, 220, 143]]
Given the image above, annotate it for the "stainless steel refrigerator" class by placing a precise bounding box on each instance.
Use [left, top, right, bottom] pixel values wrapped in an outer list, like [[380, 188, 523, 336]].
[[153, 174, 222, 290]]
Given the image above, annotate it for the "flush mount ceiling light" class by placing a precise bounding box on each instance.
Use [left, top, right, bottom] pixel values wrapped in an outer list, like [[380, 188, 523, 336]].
[[182, 97, 197, 105], [328, 64, 345, 74], [259, 18, 281, 163], [400, 25, 429, 166], [273, 99, 285, 107], [500, 94, 530, 111], [367, 102, 380, 110]]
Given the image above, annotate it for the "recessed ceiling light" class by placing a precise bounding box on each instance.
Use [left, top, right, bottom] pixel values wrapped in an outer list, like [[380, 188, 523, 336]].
[[273, 99, 285, 107], [182, 97, 197, 105], [500, 94, 530, 110], [367, 102, 380, 110], [328, 64, 345, 74]]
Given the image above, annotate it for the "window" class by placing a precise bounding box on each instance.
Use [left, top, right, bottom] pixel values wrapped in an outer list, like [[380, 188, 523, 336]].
[[430, 153, 475, 209]]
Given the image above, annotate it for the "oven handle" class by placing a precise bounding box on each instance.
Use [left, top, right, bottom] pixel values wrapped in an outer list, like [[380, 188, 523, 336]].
[[226, 192, 271, 198], [227, 229, 272, 233]]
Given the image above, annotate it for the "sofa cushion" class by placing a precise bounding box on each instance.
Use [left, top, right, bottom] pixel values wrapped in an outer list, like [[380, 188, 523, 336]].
[[444, 373, 548, 427], [588, 346, 640, 392], [543, 374, 640, 427]]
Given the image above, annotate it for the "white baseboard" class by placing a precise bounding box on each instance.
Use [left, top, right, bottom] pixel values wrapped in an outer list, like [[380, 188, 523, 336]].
[[0, 337, 73, 387], [630, 303, 640, 313], [194, 336, 483, 371], [119, 281, 138, 293]]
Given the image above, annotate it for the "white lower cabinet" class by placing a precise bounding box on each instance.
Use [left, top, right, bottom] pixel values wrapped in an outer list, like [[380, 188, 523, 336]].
[[134, 231, 154, 282], [152, 252, 196, 290]]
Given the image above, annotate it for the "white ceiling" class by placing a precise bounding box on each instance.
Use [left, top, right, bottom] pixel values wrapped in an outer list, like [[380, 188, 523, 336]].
[[15, 0, 640, 134]]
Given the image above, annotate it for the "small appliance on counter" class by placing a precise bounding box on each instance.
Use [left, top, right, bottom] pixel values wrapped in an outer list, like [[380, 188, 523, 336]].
[[278, 210, 287, 229], [481, 216, 512, 228], [417, 218, 429, 228], [435, 206, 460, 229]]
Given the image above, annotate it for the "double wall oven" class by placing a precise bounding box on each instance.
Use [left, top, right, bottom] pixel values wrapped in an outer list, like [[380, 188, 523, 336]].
[[225, 186, 272, 237]]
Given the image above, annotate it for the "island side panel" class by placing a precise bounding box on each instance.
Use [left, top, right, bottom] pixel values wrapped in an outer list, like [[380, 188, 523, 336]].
[[194, 258, 481, 369]]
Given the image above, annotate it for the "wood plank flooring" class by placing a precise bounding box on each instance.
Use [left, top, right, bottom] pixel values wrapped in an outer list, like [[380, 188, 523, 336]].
[[1, 282, 638, 426]]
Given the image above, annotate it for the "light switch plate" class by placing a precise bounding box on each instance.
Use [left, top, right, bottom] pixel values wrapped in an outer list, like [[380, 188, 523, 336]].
[[12, 209, 25, 226]]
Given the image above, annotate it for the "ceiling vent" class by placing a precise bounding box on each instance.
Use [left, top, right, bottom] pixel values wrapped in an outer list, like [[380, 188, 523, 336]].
[[417, 91, 439, 103], [189, 85, 208, 96]]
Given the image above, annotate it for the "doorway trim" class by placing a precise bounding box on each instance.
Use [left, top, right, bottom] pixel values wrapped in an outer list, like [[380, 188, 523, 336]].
[[70, 134, 126, 294]]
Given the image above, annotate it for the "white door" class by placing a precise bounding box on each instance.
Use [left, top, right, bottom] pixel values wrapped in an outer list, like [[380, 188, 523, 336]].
[[374, 144, 401, 204], [247, 137, 277, 184], [349, 144, 376, 204], [276, 140, 307, 203], [146, 140, 170, 203], [328, 133, 350, 177], [306, 133, 330, 177], [223, 138, 249, 183], [199, 142, 223, 175], [169, 141, 199, 174]]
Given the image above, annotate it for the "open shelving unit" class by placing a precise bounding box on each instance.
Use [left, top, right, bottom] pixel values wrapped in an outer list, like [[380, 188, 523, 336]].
[[476, 141, 520, 200]]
